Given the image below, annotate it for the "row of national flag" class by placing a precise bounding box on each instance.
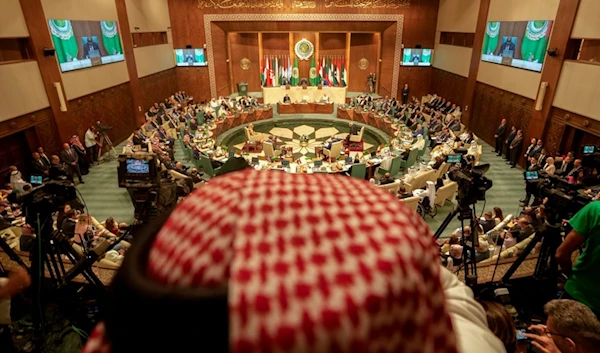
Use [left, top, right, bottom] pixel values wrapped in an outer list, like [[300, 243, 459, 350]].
[[260, 55, 347, 87]]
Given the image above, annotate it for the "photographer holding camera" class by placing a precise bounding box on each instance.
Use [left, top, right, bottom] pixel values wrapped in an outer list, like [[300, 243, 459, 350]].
[[525, 299, 600, 353], [555, 200, 600, 317]]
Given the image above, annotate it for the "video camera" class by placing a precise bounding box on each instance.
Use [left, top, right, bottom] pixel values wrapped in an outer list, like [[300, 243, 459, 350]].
[[117, 153, 160, 188], [96, 120, 113, 133], [448, 161, 493, 207], [18, 181, 77, 224], [536, 175, 591, 223]]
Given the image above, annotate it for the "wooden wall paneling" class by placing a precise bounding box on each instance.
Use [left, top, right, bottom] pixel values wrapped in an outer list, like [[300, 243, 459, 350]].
[[470, 83, 536, 166], [463, 0, 491, 127], [229, 33, 260, 92], [68, 83, 135, 146], [318, 33, 346, 56], [349, 33, 378, 92], [524, 0, 581, 150], [211, 23, 230, 97], [400, 0, 438, 49], [397, 66, 431, 102], [217, 21, 391, 33], [34, 119, 61, 155], [0, 130, 31, 180], [262, 33, 290, 56], [548, 107, 600, 156], [289, 32, 294, 63], [258, 33, 263, 61], [116, 0, 145, 126], [176, 67, 211, 103], [292, 32, 316, 81], [345, 33, 351, 85], [139, 68, 178, 110], [431, 68, 467, 107], [379, 23, 396, 96], [226, 32, 234, 93], [0, 107, 52, 141], [19, 0, 71, 145]]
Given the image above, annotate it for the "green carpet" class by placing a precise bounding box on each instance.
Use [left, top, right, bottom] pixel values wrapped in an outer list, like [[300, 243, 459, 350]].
[[77, 117, 526, 238]]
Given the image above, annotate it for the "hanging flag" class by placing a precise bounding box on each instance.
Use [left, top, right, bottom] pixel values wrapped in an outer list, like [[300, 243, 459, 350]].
[[316, 56, 321, 84], [327, 56, 333, 86], [291, 56, 299, 86], [309, 55, 318, 86], [287, 55, 292, 81], [274, 56, 279, 87], [319, 56, 325, 85], [341, 56, 347, 87], [280, 57, 284, 85], [333, 56, 339, 86], [260, 57, 265, 86], [268, 56, 274, 87]]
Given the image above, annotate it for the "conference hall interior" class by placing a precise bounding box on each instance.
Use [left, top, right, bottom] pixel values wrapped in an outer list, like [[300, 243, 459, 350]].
[[1, 0, 600, 352]]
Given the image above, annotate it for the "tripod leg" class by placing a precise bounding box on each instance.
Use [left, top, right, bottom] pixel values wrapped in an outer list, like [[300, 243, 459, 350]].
[[433, 208, 459, 240]]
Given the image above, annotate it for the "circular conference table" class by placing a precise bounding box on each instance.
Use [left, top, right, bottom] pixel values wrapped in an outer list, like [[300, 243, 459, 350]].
[[188, 104, 421, 178]]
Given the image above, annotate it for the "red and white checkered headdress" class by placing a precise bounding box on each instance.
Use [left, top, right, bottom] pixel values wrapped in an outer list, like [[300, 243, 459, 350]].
[[83, 169, 458, 353]]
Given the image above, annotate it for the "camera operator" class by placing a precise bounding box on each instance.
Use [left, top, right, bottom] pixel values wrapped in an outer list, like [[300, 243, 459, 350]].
[[521, 157, 541, 206], [524, 299, 600, 353], [556, 200, 600, 316]]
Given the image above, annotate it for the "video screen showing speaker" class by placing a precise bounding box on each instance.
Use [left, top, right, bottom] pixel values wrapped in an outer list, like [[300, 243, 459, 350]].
[[401, 48, 432, 66], [481, 20, 553, 72], [174, 49, 207, 66], [48, 20, 124, 72]]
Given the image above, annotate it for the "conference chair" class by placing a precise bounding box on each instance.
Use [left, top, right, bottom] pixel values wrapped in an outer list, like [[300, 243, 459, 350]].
[[404, 169, 436, 193], [388, 155, 403, 177], [198, 154, 220, 177], [434, 180, 458, 207], [245, 127, 262, 143], [263, 141, 281, 158], [349, 163, 367, 180], [400, 195, 420, 213], [400, 148, 418, 171], [196, 111, 205, 125], [434, 162, 450, 180], [350, 127, 365, 143], [324, 141, 343, 160], [377, 179, 401, 194]]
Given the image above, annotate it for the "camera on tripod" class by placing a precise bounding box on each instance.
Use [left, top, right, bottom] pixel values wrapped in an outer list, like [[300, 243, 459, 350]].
[[446, 154, 493, 207], [96, 120, 113, 133]]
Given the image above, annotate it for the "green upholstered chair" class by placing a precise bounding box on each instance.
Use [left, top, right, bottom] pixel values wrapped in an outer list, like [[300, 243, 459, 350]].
[[196, 111, 205, 125], [377, 167, 389, 177], [400, 148, 418, 170], [199, 155, 220, 177], [350, 163, 367, 180], [388, 155, 403, 177], [184, 145, 193, 161], [192, 155, 201, 169]]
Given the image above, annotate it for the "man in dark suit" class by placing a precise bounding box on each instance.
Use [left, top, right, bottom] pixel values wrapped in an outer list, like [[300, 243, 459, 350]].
[[31, 152, 49, 177], [37, 147, 51, 166], [566, 159, 583, 178], [83, 38, 101, 59], [556, 156, 574, 176], [283, 94, 291, 103], [508, 130, 523, 168], [494, 119, 507, 155], [49, 155, 72, 181], [60, 143, 84, 183], [521, 156, 541, 205], [504, 126, 517, 160]]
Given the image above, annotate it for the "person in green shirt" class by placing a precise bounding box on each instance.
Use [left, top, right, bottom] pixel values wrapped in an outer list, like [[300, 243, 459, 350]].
[[557, 201, 600, 315]]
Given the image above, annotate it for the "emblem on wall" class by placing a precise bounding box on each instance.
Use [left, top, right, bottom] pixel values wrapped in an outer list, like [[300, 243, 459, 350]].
[[358, 58, 369, 70], [294, 38, 314, 61], [240, 57, 251, 70]]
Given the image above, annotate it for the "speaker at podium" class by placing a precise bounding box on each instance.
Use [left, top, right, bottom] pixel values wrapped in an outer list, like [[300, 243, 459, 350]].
[[237, 82, 248, 96]]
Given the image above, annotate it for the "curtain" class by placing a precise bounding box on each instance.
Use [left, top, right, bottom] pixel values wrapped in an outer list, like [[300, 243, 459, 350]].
[[49, 20, 78, 63], [482, 22, 500, 55], [100, 21, 122, 55], [521, 21, 551, 63]]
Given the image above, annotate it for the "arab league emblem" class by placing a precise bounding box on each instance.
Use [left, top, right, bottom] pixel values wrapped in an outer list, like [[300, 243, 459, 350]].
[[294, 38, 314, 61], [309, 67, 317, 79], [358, 58, 369, 70], [240, 57, 251, 70], [292, 67, 300, 79]]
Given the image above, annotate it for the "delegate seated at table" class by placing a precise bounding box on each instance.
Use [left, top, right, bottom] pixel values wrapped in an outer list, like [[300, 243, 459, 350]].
[[323, 136, 342, 150], [320, 94, 329, 103], [282, 94, 291, 104]]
